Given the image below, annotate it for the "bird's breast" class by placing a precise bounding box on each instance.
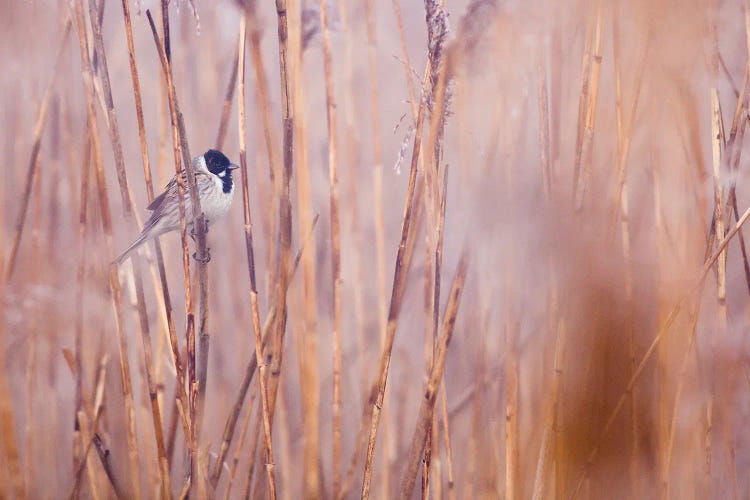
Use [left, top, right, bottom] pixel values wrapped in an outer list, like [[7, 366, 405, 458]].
[[200, 176, 234, 223]]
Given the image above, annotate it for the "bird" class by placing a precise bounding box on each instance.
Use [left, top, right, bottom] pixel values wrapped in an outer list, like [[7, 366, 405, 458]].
[[113, 149, 238, 265]]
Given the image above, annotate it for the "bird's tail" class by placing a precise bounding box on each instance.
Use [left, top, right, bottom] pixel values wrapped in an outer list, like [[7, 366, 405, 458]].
[[113, 233, 150, 266]]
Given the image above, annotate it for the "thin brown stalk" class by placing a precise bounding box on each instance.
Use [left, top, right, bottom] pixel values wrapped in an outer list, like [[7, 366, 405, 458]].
[[389, 0, 425, 492], [338, 179, 426, 500], [420, 22, 453, 492], [88, 0, 171, 494], [244, 391, 264, 500], [70, 1, 141, 495], [571, 4, 594, 203], [147, 7, 212, 491], [93, 434, 126, 499], [318, 0, 343, 495], [663, 306, 701, 498], [538, 46, 552, 199], [610, 32, 649, 237], [570, 202, 750, 498], [531, 315, 566, 500], [610, 11, 646, 495], [399, 253, 469, 499], [215, 46, 240, 150], [266, 0, 295, 436], [5, 18, 71, 281], [211, 307, 276, 488], [710, 88, 726, 300], [146, 10, 194, 456], [237, 11, 277, 499], [439, 381, 456, 500], [360, 66, 431, 500], [69, 404, 105, 499], [77, 411, 102, 500], [576, 0, 603, 209], [213, 191, 317, 492], [67, 354, 108, 497], [120, 0, 179, 314]]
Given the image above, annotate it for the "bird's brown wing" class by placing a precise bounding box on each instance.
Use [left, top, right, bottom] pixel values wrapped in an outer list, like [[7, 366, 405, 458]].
[[147, 175, 180, 211]]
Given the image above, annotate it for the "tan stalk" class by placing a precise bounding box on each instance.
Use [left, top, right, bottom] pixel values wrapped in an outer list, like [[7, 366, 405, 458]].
[[87, 0, 172, 494], [236, 11, 276, 499], [574, 0, 603, 209], [266, 0, 295, 431], [290, 0, 321, 496], [317, 0, 344, 495], [398, 254, 469, 499], [70, 1, 142, 495]]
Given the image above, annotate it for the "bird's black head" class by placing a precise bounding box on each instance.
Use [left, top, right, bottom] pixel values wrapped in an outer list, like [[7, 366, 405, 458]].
[[203, 149, 238, 193]]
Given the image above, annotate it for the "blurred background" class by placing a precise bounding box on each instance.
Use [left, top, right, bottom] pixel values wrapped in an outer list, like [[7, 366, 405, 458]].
[[2, 0, 750, 498]]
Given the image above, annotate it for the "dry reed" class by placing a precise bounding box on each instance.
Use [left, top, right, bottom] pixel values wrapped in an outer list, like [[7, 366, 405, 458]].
[[6, 1, 750, 499]]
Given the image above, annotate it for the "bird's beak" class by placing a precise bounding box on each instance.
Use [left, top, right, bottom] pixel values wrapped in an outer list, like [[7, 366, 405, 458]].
[[227, 163, 240, 170]]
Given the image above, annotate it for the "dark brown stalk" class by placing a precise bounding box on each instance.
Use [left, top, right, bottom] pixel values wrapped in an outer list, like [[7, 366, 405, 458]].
[[69, 405, 105, 499], [87, 0, 171, 494], [70, 1, 141, 495], [360, 66, 431, 500], [399, 253, 469, 499], [266, 0, 295, 448], [223, 385, 256, 500], [210, 304, 275, 488], [236, 11, 277, 499], [318, 0, 343, 495], [337, 177, 426, 500], [121, 0, 185, 479], [5, 19, 71, 281], [243, 393, 264, 499], [145, 10, 193, 459], [147, 6, 209, 493], [93, 434, 126, 499]]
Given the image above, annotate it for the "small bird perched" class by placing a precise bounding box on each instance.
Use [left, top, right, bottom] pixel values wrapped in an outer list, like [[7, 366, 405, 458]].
[[114, 149, 238, 265]]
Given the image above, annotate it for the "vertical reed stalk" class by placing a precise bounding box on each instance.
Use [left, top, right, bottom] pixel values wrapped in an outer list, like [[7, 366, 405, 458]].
[[318, 0, 343, 496], [236, 11, 276, 498], [290, 3, 321, 496], [268, 0, 295, 429], [88, 0, 172, 494], [70, 1, 141, 495], [399, 254, 469, 499], [360, 64, 431, 500]]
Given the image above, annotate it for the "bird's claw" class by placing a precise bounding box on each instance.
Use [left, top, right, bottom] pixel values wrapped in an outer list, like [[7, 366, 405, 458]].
[[193, 248, 211, 263], [189, 222, 209, 241]]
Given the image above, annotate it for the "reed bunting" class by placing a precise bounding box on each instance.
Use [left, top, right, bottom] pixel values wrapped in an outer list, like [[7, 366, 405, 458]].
[[114, 149, 238, 265]]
